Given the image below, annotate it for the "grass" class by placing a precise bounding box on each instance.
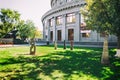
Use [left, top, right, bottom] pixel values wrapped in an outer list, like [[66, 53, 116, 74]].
[[0, 45, 120, 80]]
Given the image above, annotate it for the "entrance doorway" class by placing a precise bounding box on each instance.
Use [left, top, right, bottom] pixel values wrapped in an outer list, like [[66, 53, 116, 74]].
[[68, 29, 74, 41], [50, 31, 53, 41], [57, 30, 62, 41]]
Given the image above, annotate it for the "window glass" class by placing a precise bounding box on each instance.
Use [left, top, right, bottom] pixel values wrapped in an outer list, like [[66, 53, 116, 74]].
[[82, 33, 90, 38], [49, 18, 53, 27], [66, 13, 76, 23], [56, 16, 62, 25]]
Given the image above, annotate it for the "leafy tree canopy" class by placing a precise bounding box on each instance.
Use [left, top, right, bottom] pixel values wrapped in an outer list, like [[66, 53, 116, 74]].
[[17, 20, 36, 40], [0, 8, 20, 38], [82, 0, 120, 48]]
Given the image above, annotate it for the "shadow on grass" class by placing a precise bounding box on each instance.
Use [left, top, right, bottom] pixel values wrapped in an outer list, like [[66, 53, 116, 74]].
[[0, 48, 120, 80]]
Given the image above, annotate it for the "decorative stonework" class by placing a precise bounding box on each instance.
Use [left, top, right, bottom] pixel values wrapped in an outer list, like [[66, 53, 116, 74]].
[[51, 0, 85, 8], [42, 0, 86, 21]]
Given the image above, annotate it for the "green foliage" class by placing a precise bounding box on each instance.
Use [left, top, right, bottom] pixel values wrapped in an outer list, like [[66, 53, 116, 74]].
[[0, 8, 20, 38], [0, 46, 120, 80], [0, 8, 37, 41], [83, 0, 120, 34], [83, 0, 120, 48], [35, 29, 43, 39], [17, 20, 36, 40]]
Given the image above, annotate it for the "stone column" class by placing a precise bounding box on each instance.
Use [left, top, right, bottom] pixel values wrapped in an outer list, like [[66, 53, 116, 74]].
[[74, 12, 80, 42], [53, 17, 56, 41], [62, 14, 66, 41], [47, 20, 50, 41], [42, 21, 46, 40]]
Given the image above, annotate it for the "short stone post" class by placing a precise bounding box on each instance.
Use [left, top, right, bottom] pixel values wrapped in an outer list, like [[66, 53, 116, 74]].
[[47, 41, 49, 45], [63, 40, 66, 50], [30, 38, 36, 55], [101, 35, 109, 64], [54, 41, 57, 50], [70, 40, 73, 50]]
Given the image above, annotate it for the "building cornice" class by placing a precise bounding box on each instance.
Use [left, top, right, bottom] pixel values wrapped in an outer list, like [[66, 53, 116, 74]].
[[41, 0, 86, 22], [51, 0, 53, 7]]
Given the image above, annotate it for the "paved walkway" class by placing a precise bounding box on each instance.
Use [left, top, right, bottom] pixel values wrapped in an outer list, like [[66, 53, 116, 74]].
[[0, 42, 47, 48], [0, 42, 117, 48]]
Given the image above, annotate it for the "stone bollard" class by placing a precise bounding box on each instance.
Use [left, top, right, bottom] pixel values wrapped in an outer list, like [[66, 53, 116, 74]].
[[70, 40, 73, 50], [54, 41, 57, 50], [63, 40, 66, 50], [30, 38, 36, 55], [47, 41, 49, 45]]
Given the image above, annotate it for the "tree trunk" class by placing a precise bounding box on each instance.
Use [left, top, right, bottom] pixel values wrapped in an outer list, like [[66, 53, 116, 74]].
[[30, 38, 36, 55], [115, 35, 120, 57], [101, 35, 110, 65]]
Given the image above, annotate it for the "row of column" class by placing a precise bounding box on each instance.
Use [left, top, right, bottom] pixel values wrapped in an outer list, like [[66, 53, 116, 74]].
[[44, 12, 81, 42]]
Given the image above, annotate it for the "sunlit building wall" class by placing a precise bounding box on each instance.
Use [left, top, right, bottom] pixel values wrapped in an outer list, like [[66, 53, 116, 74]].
[[41, 0, 117, 43]]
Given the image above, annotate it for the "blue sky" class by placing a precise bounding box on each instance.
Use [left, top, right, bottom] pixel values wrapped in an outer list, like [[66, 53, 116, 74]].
[[0, 0, 51, 31]]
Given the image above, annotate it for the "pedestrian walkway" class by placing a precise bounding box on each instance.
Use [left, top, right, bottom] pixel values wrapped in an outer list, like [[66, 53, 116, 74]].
[[0, 42, 47, 48]]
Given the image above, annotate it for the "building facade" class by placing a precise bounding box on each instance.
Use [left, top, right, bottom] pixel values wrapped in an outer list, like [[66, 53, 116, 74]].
[[41, 0, 117, 43]]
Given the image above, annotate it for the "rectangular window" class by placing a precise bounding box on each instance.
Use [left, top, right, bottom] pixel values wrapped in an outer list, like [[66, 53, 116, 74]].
[[56, 16, 62, 25], [49, 18, 53, 27], [81, 30, 91, 38], [82, 33, 90, 38], [66, 13, 76, 23]]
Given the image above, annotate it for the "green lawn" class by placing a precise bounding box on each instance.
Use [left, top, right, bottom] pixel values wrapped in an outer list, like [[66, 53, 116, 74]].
[[0, 46, 120, 80]]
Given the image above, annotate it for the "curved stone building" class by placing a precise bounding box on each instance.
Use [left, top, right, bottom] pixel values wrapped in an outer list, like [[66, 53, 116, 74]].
[[41, 0, 117, 44]]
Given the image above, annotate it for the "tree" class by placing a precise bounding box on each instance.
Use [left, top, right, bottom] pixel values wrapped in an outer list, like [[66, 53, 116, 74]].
[[82, 0, 120, 63], [17, 20, 36, 40], [0, 8, 20, 38], [35, 28, 43, 39]]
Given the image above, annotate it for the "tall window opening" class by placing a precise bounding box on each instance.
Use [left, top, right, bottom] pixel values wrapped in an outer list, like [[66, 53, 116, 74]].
[[50, 31, 53, 41], [68, 29, 74, 40], [66, 13, 76, 23], [56, 16, 62, 25], [57, 30, 62, 41]]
